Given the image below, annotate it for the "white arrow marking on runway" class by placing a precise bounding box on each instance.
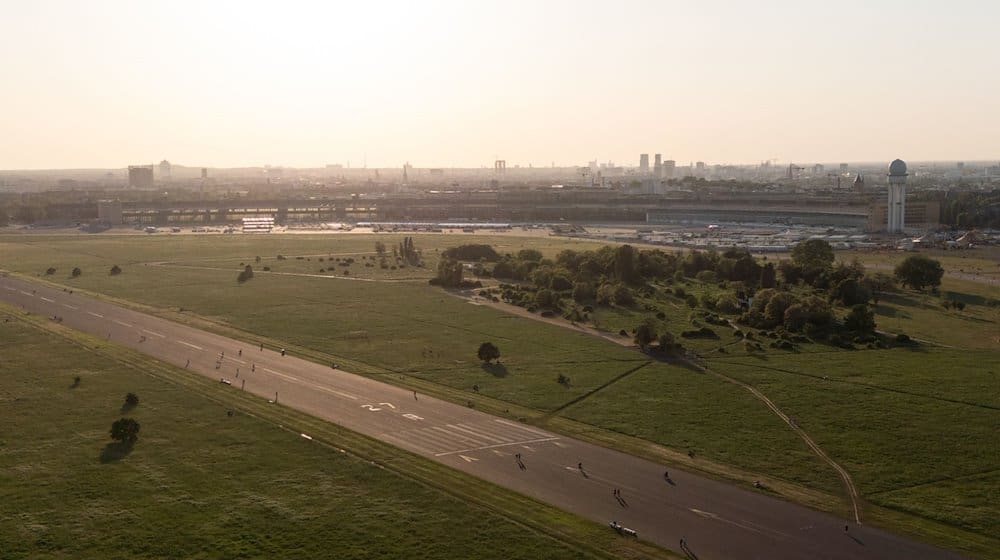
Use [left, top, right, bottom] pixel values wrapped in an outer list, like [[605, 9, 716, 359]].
[[361, 404, 383, 411], [459, 455, 479, 463], [142, 329, 165, 338], [177, 340, 203, 350], [40, 296, 55, 302], [87, 311, 103, 318], [113, 319, 133, 328], [379, 402, 396, 409], [62, 303, 78, 310]]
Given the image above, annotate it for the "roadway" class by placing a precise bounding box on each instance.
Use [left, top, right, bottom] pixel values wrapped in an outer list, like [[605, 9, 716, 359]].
[[0, 274, 966, 560]]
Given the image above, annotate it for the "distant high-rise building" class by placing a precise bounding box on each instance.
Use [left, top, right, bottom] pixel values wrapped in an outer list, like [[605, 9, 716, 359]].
[[853, 173, 864, 194], [839, 163, 849, 172], [663, 160, 676, 178], [887, 159, 907, 233], [128, 165, 154, 189], [812, 164, 824, 174], [654, 154, 662, 177], [639, 154, 649, 174], [201, 168, 208, 179], [158, 160, 171, 179]]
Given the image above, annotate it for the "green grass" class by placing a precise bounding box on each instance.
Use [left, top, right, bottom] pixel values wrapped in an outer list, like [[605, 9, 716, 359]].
[[0, 310, 672, 560], [2, 232, 997, 556], [556, 361, 844, 493], [703, 349, 1000, 539]]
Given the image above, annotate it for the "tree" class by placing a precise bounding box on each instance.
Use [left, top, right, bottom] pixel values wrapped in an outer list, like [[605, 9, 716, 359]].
[[791, 239, 835, 273], [237, 264, 254, 283], [843, 304, 876, 333], [613, 244, 639, 284], [124, 392, 139, 407], [572, 281, 595, 302], [110, 418, 140, 445], [477, 342, 500, 364], [613, 284, 634, 306], [759, 262, 777, 289], [634, 319, 658, 349], [894, 255, 944, 291], [110, 264, 122, 276], [374, 240, 386, 256], [435, 258, 464, 287], [535, 289, 557, 309], [596, 283, 616, 306], [45, 267, 56, 276], [71, 267, 82, 278]]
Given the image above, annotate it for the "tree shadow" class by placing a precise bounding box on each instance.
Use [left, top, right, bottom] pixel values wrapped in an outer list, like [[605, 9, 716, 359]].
[[119, 402, 137, 414], [69, 378, 81, 389], [873, 305, 909, 319], [99, 441, 134, 463], [482, 362, 509, 377], [943, 291, 989, 306]]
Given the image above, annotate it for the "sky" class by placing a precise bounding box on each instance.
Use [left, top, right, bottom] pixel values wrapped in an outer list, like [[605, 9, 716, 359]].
[[1, 0, 998, 170]]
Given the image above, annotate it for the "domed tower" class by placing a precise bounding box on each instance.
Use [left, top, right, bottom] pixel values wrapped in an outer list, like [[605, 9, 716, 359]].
[[887, 159, 907, 233]]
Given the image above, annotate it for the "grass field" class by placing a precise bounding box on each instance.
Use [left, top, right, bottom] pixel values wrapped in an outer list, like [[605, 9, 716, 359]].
[[0, 310, 671, 560], [2, 231, 997, 556]]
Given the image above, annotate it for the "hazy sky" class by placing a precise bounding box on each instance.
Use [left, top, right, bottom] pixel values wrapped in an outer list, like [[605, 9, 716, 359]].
[[2, 0, 998, 169]]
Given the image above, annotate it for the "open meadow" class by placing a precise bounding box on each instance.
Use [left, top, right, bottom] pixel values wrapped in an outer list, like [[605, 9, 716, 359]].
[[0, 308, 670, 560], [1, 231, 997, 557]]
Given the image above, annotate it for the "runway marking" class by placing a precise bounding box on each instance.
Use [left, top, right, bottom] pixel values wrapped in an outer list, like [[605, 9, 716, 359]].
[[87, 311, 104, 318], [455, 422, 517, 443], [260, 367, 358, 400], [402, 413, 423, 421], [379, 402, 396, 409], [300, 433, 313, 440], [20, 291, 34, 296], [494, 418, 553, 438], [435, 436, 560, 457], [3, 286, 16, 291], [113, 319, 133, 328], [448, 423, 507, 444], [431, 426, 483, 447], [177, 340, 203, 350], [229, 358, 246, 365], [62, 303, 78, 310], [459, 455, 479, 463], [40, 296, 55, 302], [689, 508, 773, 536], [142, 329, 165, 338]]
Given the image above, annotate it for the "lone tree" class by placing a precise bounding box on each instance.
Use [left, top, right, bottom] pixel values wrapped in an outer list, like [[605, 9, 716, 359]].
[[435, 258, 463, 287], [634, 318, 658, 349], [124, 392, 139, 407], [237, 264, 254, 283], [894, 255, 944, 291], [477, 342, 500, 364], [45, 267, 56, 276], [71, 267, 82, 278], [110, 418, 140, 446], [110, 265, 122, 276], [791, 239, 834, 272]]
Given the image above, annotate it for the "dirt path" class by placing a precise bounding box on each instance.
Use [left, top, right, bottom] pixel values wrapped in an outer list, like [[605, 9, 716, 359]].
[[452, 291, 864, 521]]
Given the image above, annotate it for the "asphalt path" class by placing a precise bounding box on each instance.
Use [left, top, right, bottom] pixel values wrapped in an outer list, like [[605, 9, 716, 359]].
[[0, 274, 967, 560]]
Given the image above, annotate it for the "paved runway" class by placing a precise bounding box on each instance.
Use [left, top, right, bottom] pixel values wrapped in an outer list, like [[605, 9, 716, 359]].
[[0, 274, 966, 559]]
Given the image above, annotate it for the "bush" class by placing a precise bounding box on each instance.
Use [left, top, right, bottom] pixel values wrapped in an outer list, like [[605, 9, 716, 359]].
[[895, 333, 912, 344], [125, 392, 139, 407], [110, 417, 140, 445], [71, 267, 82, 278], [557, 373, 571, 386], [276, 254, 286, 260], [45, 267, 56, 275], [237, 265, 254, 283], [110, 265, 122, 276]]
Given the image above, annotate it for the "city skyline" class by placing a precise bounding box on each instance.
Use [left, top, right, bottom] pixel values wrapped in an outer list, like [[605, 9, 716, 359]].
[[2, 0, 998, 170]]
